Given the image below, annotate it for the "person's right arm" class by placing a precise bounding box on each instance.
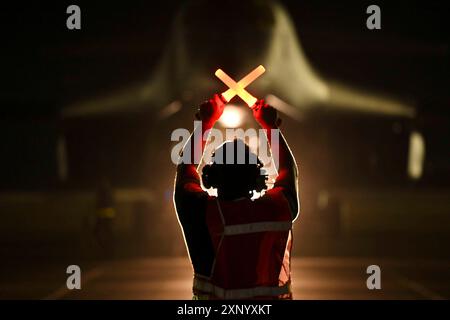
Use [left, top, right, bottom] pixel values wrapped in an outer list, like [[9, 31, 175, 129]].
[[253, 100, 299, 220], [173, 95, 224, 224]]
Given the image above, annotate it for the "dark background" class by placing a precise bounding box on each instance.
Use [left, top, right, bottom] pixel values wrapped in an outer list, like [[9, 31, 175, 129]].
[[0, 1, 449, 299], [1, 0, 448, 188]]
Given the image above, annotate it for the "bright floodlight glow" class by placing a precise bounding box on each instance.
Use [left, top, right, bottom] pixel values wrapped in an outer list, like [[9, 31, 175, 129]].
[[219, 105, 244, 128]]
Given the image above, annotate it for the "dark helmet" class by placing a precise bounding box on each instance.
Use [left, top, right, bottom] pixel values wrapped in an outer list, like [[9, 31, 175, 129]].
[[202, 139, 268, 198]]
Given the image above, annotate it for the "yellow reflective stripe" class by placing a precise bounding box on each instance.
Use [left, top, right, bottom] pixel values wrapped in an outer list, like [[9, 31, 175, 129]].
[[193, 275, 291, 299], [223, 221, 292, 236]]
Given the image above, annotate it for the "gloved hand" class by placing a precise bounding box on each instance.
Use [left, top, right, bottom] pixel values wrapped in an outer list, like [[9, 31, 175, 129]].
[[195, 94, 226, 126], [252, 99, 282, 129]]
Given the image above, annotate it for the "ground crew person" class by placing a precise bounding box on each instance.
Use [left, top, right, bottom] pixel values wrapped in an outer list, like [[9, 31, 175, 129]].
[[174, 94, 299, 299]]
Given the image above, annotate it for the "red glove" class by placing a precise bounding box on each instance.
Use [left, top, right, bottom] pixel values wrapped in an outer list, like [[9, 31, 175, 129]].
[[252, 99, 282, 129], [195, 94, 225, 126]]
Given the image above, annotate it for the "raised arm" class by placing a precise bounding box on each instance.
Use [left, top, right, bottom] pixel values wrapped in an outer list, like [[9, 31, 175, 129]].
[[174, 94, 225, 189], [253, 100, 299, 219]]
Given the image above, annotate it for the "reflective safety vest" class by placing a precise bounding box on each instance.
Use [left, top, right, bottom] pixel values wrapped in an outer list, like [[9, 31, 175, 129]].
[[193, 190, 293, 300]]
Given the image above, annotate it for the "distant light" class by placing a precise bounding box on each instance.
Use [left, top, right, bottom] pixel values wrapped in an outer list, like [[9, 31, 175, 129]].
[[219, 105, 244, 128], [408, 131, 425, 180]]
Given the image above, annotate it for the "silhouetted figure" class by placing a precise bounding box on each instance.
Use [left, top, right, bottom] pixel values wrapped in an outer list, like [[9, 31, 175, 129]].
[[174, 95, 299, 299]]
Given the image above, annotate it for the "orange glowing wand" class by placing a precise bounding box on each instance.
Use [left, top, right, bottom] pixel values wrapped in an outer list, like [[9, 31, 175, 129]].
[[215, 65, 265, 108]]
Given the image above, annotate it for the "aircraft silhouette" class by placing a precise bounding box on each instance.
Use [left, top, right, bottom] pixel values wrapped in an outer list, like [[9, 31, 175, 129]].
[[56, 1, 420, 255], [62, 0, 415, 120]]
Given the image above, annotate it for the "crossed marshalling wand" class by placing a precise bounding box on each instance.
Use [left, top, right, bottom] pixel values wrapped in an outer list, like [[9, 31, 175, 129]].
[[215, 65, 265, 108]]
